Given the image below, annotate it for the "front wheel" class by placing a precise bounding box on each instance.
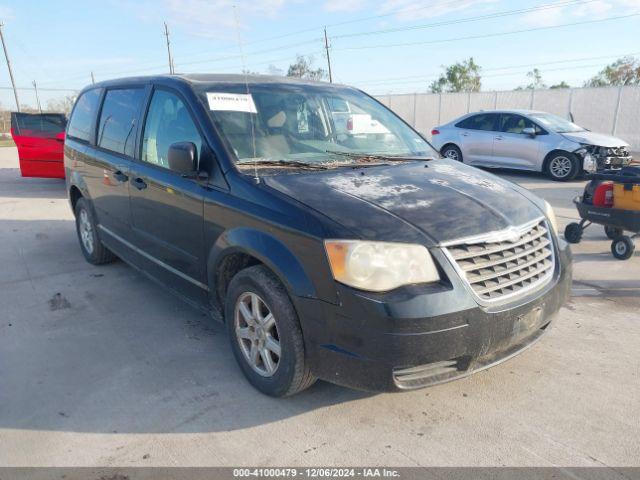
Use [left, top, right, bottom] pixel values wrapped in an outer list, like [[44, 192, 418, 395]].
[[611, 236, 635, 260], [564, 222, 583, 244], [225, 265, 316, 397], [546, 153, 580, 181], [442, 145, 463, 162]]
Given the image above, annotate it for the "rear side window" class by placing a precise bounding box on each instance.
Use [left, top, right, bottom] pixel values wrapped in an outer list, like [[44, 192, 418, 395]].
[[67, 89, 101, 142], [97, 88, 146, 157], [456, 114, 497, 131], [12, 113, 66, 138]]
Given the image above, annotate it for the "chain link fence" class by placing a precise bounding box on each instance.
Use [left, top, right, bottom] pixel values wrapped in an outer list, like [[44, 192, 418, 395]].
[[376, 86, 640, 152]]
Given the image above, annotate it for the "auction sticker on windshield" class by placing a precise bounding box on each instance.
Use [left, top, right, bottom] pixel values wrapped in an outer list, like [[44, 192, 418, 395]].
[[207, 92, 257, 113]]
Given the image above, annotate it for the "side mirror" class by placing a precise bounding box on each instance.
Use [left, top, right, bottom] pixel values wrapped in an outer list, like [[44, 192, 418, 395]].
[[55, 131, 66, 142], [168, 142, 197, 175], [522, 127, 536, 137]]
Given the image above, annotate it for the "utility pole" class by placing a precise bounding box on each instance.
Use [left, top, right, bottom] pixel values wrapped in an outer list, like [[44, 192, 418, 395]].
[[163, 22, 175, 74], [0, 22, 20, 112], [324, 27, 333, 83], [91, 71, 95, 84], [32, 80, 42, 113]]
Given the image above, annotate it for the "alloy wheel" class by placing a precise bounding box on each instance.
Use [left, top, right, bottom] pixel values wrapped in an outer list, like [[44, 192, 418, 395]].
[[234, 292, 281, 377], [444, 149, 459, 161], [549, 156, 572, 179], [79, 209, 94, 254]]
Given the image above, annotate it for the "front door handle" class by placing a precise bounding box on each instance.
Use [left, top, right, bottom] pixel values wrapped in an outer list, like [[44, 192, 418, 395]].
[[113, 170, 128, 182], [495, 136, 504, 141], [132, 177, 147, 190]]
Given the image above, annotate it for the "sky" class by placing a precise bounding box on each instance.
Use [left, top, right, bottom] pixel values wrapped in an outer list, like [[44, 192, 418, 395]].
[[0, 0, 639, 109]]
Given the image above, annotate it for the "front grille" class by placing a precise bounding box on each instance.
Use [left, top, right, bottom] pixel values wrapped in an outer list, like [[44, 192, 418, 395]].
[[443, 219, 555, 303]]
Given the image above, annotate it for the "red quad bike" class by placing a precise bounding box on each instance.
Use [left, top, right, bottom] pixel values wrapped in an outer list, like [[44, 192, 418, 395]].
[[564, 167, 640, 260], [10, 111, 67, 179]]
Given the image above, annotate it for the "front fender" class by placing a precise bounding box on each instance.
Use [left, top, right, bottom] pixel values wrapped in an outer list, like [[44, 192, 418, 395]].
[[208, 227, 317, 302]]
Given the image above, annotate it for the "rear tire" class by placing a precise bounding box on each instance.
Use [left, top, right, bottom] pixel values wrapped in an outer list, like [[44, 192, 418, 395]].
[[74, 197, 117, 265], [225, 265, 316, 397], [604, 225, 623, 240], [564, 222, 583, 244], [611, 236, 635, 260], [441, 145, 463, 162], [546, 152, 580, 182]]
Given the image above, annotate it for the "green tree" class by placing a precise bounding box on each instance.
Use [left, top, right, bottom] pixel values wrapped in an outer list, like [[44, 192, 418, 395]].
[[550, 81, 571, 89], [586, 57, 640, 87], [429, 57, 481, 93], [287, 55, 327, 81]]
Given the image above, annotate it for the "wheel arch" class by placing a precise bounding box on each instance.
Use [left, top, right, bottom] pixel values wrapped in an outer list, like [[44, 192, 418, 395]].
[[207, 228, 316, 317]]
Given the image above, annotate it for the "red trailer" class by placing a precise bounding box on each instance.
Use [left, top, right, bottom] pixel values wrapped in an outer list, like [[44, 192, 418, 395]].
[[10, 112, 67, 178]]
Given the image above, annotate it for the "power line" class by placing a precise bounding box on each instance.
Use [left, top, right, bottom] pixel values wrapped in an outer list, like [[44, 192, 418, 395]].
[[334, 13, 640, 51], [332, 0, 596, 40]]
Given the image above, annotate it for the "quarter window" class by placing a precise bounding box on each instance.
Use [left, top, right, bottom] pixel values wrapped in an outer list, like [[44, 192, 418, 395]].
[[67, 89, 101, 142], [141, 89, 203, 170], [97, 88, 145, 156], [456, 114, 497, 131]]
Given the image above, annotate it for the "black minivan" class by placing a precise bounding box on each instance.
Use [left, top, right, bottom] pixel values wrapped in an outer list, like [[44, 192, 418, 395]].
[[65, 74, 572, 397]]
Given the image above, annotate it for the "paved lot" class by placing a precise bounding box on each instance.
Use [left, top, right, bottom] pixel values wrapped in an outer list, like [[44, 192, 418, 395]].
[[0, 147, 638, 468]]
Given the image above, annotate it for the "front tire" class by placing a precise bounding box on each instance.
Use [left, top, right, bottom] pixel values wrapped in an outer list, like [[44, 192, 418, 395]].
[[442, 145, 463, 162], [74, 197, 117, 265], [225, 265, 316, 397], [564, 222, 583, 244], [546, 152, 580, 181]]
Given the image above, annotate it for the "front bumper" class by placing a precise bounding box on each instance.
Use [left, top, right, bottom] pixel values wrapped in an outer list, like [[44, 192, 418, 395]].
[[296, 239, 572, 392]]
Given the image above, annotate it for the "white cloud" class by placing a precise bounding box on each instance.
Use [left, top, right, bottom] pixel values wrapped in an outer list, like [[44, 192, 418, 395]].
[[324, 0, 368, 12], [377, 0, 500, 21], [119, 0, 288, 38], [523, 0, 638, 27]]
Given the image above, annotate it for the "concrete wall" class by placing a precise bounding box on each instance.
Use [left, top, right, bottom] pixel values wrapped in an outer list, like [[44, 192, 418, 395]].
[[376, 86, 640, 150]]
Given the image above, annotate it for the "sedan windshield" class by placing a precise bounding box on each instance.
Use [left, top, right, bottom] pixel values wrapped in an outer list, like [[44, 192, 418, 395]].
[[198, 83, 437, 167], [529, 113, 585, 133]]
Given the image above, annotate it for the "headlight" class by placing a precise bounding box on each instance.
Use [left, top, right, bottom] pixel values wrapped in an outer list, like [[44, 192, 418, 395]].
[[324, 240, 440, 292], [543, 200, 558, 234], [583, 153, 597, 173]]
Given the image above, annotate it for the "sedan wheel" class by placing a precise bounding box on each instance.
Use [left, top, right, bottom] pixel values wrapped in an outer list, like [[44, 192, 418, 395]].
[[442, 145, 463, 162], [234, 292, 281, 377], [547, 153, 578, 181]]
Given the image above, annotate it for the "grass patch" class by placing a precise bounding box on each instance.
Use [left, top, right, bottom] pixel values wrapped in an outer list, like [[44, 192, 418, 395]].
[[0, 138, 15, 147]]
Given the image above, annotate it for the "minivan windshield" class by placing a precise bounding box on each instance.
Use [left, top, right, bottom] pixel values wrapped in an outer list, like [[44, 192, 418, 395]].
[[528, 113, 585, 134], [198, 83, 437, 167]]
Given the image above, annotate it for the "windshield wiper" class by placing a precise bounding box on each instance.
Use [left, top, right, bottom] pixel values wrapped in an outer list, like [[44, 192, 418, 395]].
[[325, 150, 434, 162], [236, 159, 328, 170]]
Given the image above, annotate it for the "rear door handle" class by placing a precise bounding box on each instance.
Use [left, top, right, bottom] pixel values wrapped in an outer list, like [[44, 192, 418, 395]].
[[132, 177, 147, 190], [495, 136, 504, 141], [113, 170, 128, 182]]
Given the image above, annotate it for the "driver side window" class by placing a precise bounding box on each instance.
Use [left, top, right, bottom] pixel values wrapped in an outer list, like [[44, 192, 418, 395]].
[[142, 89, 203, 170]]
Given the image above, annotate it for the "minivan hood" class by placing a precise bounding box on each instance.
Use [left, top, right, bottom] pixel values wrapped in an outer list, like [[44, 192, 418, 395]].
[[263, 160, 545, 245], [561, 131, 629, 148]]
